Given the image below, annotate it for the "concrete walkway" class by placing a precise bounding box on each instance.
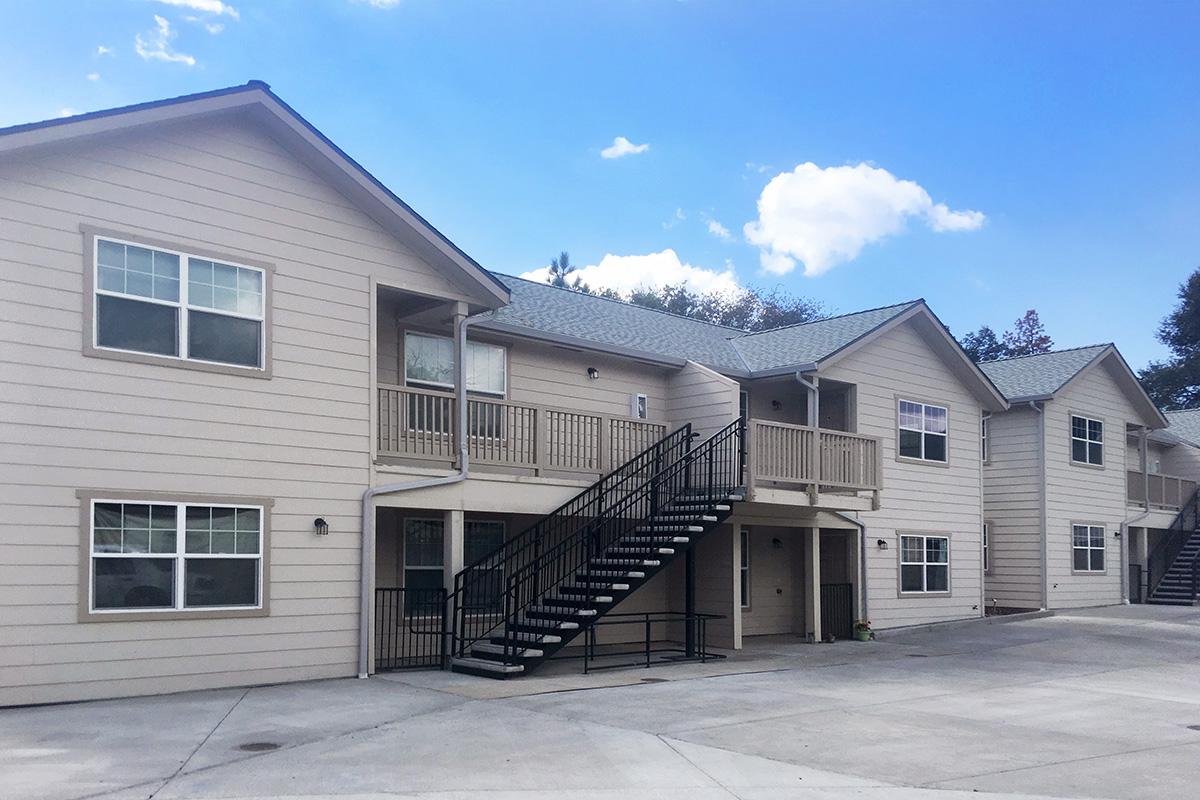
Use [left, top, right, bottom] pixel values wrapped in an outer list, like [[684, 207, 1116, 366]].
[[3, 605, 1200, 800]]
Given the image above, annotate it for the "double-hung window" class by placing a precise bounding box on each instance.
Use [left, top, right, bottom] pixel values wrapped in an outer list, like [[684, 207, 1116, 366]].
[[740, 528, 751, 608], [900, 535, 950, 593], [898, 400, 948, 463], [1072, 524, 1105, 572], [982, 523, 990, 573], [404, 332, 506, 396], [93, 237, 266, 369], [403, 517, 507, 613], [980, 416, 989, 462], [89, 500, 263, 613], [1070, 415, 1103, 466]]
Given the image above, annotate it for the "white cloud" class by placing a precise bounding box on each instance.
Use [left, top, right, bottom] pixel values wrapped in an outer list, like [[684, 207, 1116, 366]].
[[185, 16, 225, 34], [743, 162, 985, 277], [86, 73, 100, 81], [703, 215, 732, 241], [662, 207, 686, 230], [97, 45, 112, 56], [58, 108, 80, 118], [600, 136, 650, 159], [367, 0, 402, 6], [136, 16, 196, 67], [154, 0, 239, 18], [520, 249, 738, 296]]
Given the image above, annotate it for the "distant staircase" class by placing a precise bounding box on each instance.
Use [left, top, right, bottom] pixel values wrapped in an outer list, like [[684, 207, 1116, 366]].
[[449, 418, 745, 678], [1147, 489, 1200, 606]]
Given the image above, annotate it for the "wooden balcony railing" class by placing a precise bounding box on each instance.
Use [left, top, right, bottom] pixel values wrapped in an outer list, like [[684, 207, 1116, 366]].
[[377, 384, 667, 476], [748, 418, 882, 502], [1127, 470, 1197, 512]]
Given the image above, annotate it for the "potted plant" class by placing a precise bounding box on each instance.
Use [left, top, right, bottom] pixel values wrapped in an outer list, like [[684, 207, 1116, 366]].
[[853, 619, 873, 642]]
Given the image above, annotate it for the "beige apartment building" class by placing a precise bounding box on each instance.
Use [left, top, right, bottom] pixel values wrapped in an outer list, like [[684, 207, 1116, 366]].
[[5, 82, 1188, 707]]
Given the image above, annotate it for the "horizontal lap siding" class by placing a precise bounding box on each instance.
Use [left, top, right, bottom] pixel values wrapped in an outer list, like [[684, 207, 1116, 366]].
[[0, 114, 466, 705], [506, 341, 670, 421], [1043, 360, 1136, 609], [666, 361, 739, 440], [823, 320, 984, 628], [983, 407, 1044, 608]]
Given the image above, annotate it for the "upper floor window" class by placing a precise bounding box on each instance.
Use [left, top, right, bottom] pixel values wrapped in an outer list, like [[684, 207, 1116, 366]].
[[89, 499, 263, 614], [898, 400, 948, 463], [404, 331, 506, 396], [632, 393, 648, 419], [93, 237, 265, 369], [1070, 415, 1103, 466], [980, 416, 989, 462]]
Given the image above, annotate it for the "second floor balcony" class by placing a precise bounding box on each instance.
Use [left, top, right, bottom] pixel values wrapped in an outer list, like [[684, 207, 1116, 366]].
[[746, 418, 882, 509], [1127, 469, 1196, 513]]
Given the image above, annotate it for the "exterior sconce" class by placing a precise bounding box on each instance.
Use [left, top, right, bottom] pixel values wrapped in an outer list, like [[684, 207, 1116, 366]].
[[1113, 530, 1122, 539], [587, 367, 600, 381], [876, 538, 889, 550], [771, 537, 783, 549], [313, 517, 329, 536], [771, 399, 782, 410]]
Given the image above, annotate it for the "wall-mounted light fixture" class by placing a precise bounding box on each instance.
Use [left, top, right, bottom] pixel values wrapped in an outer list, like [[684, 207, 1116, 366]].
[[1113, 530, 1122, 539], [771, 537, 783, 549], [313, 517, 329, 536], [876, 538, 889, 550], [586, 367, 600, 381], [771, 399, 782, 410]]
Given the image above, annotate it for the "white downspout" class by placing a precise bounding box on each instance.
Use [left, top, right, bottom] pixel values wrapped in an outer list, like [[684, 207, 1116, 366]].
[[830, 511, 868, 624], [357, 309, 491, 679]]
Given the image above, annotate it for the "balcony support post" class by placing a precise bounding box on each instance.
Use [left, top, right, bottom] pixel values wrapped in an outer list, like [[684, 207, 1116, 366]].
[[803, 527, 822, 642]]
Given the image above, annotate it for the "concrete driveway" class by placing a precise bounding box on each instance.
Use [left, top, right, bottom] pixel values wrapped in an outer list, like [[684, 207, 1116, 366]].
[[4, 605, 1200, 800]]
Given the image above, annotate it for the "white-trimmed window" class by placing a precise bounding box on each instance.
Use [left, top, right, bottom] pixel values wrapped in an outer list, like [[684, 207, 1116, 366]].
[[898, 400, 948, 462], [980, 416, 989, 462], [900, 535, 949, 593], [740, 528, 750, 608], [90, 500, 263, 612], [94, 237, 265, 369], [983, 523, 990, 573], [1071, 415, 1103, 466], [1072, 524, 1105, 572], [404, 331, 506, 396], [632, 393, 648, 420]]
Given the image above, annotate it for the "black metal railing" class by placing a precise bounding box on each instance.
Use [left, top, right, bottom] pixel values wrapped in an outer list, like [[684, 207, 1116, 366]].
[[449, 423, 699, 656], [452, 418, 745, 666], [375, 587, 447, 671], [820, 583, 854, 640], [1146, 488, 1200, 600], [577, 611, 726, 673]]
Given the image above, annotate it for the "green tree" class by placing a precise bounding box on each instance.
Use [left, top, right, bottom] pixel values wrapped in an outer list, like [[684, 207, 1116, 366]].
[[958, 325, 1008, 362], [625, 284, 824, 331], [546, 251, 577, 289], [1001, 309, 1054, 356], [1140, 269, 1200, 409]]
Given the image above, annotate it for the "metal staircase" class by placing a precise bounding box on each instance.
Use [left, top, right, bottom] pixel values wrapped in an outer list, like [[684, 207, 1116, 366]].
[[449, 418, 745, 678], [1147, 489, 1200, 606]]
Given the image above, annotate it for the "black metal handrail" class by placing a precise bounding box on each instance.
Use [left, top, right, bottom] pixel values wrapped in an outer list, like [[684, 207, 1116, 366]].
[[1146, 487, 1200, 599], [449, 423, 700, 655], [577, 611, 726, 673], [472, 418, 744, 667]]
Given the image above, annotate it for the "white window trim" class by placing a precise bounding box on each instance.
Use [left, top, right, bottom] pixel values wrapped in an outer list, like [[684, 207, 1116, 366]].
[[899, 534, 951, 594], [92, 235, 266, 371], [897, 399, 949, 463], [632, 393, 649, 420], [1072, 523, 1107, 574], [403, 330, 507, 397], [88, 499, 264, 615], [1070, 414, 1104, 467], [983, 522, 990, 574], [981, 416, 989, 463]]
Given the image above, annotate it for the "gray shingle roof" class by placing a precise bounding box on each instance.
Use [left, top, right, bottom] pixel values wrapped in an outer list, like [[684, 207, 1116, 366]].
[[729, 301, 923, 372], [1165, 409, 1200, 447], [977, 345, 1110, 401], [486, 275, 923, 376], [487, 276, 749, 372]]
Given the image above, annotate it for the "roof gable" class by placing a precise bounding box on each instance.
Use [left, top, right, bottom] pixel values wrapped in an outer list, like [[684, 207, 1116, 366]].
[[980, 345, 1166, 428], [0, 81, 509, 309]]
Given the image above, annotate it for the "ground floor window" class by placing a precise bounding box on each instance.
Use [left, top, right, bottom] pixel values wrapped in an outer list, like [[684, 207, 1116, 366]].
[[900, 534, 949, 593], [1072, 524, 1105, 572], [983, 523, 990, 573], [403, 517, 507, 613], [89, 499, 263, 613]]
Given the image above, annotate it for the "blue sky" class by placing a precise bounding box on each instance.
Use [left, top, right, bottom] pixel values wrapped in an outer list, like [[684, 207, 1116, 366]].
[[3, 1, 1199, 368]]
